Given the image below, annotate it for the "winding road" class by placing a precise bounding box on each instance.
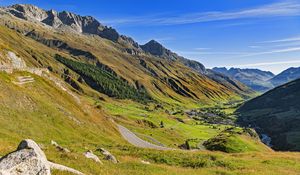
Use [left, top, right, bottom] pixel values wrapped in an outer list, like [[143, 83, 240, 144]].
[[117, 124, 171, 150]]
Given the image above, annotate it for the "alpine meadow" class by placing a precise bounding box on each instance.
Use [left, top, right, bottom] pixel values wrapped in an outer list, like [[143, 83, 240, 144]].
[[0, 1, 300, 175]]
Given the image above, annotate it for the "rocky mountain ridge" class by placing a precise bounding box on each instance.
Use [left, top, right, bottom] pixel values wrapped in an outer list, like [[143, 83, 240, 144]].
[[0, 4, 223, 75], [0, 3, 254, 104], [213, 67, 275, 92], [269, 67, 300, 87], [1, 4, 120, 41], [213, 67, 300, 92]]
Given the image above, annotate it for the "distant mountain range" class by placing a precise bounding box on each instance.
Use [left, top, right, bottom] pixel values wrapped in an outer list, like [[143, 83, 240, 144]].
[[213, 67, 300, 92], [269, 67, 300, 87], [212, 67, 275, 92], [238, 78, 300, 151]]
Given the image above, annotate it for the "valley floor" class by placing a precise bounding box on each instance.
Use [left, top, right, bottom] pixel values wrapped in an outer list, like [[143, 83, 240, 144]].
[[0, 72, 300, 175]]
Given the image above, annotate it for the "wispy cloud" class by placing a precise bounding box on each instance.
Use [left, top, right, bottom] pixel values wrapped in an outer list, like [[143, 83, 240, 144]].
[[227, 60, 300, 68], [194, 47, 211, 51], [178, 51, 250, 56], [260, 36, 300, 43], [251, 34, 300, 51], [236, 47, 300, 58], [104, 0, 300, 26], [178, 46, 300, 60], [248, 45, 262, 49]]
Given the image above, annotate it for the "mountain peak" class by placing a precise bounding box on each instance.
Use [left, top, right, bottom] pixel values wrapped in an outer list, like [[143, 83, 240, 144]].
[[269, 66, 300, 87], [2, 4, 120, 42], [213, 67, 275, 92], [147, 40, 162, 45], [140, 40, 173, 58], [10, 4, 40, 10], [7, 4, 48, 21]]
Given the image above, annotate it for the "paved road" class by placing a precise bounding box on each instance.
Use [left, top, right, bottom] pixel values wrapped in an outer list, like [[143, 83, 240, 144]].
[[117, 124, 171, 150]]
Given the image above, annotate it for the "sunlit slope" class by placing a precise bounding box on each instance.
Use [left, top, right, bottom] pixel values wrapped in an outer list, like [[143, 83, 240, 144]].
[[0, 14, 252, 107], [0, 71, 122, 153]]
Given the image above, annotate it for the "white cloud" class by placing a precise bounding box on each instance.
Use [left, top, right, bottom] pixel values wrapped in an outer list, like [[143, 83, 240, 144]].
[[227, 60, 300, 68], [104, 1, 300, 26], [177, 51, 249, 55], [237, 47, 300, 58], [261, 36, 300, 43], [194, 48, 211, 51], [248, 45, 262, 49], [177, 46, 300, 63]]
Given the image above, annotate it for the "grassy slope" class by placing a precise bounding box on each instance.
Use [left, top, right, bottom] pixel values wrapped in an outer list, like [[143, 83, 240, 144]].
[[0, 14, 299, 175], [0, 72, 121, 151], [0, 72, 299, 175], [238, 79, 300, 151], [203, 128, 271, 153], [0, 14, 249, 108]]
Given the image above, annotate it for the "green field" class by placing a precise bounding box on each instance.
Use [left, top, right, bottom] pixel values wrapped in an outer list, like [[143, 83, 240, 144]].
[[1, 72, 300, 175]]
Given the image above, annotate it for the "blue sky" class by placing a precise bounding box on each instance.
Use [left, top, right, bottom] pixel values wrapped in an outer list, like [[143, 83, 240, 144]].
[[1, 0, 300, 74]]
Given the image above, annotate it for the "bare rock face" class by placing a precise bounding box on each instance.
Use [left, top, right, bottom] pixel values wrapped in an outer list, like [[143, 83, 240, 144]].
[[0, 139, 51, 175], [6, 4, 48, 21], [2, 4, 120, 42]]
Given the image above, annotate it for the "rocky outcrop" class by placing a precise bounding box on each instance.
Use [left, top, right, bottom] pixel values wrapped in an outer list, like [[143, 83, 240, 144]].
[[3, 4, 120, 42], [51, 140, 70, 153], [97, 148, 118, 164], [48, 162, 84, 175], [7, 51, 27, 69], [0, 139, 51, 175], [141, 40, 177, 60], [84, 151, 102, 164], [140, 40, 207, 73], [0, 139, 84, 175]]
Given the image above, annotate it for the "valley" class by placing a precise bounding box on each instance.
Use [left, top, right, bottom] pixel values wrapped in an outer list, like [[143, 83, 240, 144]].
[[0, 3, 300, 175]]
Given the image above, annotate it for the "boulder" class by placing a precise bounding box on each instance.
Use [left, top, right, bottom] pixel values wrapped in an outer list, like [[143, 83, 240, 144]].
[[0, 139, 51, 175], [0, 139, 84, 175], [51, 140, 71, 153], [84, 151, 102, 164], [97, 148, 118, 164]]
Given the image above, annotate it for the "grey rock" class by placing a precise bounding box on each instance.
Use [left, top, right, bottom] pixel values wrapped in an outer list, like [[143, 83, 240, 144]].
[[84, 151, 102, 164], [3, 4, 120, 42], [97, 148, 118, 164], [51, 140, 70, 153], [0, 139, 84, 175], [140, 40, 206, 73], [0, 139, 51, 175], [49, 162, 84, 175]]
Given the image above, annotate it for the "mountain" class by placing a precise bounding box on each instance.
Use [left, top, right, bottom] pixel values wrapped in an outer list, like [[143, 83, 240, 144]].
[[213, 67, 275, 92], [237, 78, 300, 151], [0, 4, 254, 105], [0, 4, 299, 175], [140, 40, 252, 96], [1, 5, 253, 102], [140, 39, 207, 73], [269, 67, 300, 87], [1, 4, 120, 41]]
